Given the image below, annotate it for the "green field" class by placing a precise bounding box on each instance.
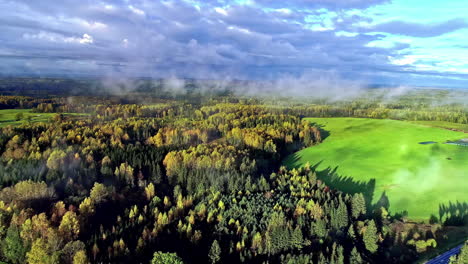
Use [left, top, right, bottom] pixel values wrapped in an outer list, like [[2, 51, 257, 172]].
[[410, 120, 468, 133], [285, 118, 468, 219], [0, 109, 86, 127]]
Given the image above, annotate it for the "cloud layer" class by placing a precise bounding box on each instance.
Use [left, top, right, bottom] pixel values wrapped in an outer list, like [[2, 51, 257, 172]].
[[0, 0, 467, 87]]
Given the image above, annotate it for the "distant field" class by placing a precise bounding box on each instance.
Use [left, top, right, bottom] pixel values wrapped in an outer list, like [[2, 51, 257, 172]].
[[410, 120, 468, 133], [285, 118, 468, 219], [0, 109, 84, 127]]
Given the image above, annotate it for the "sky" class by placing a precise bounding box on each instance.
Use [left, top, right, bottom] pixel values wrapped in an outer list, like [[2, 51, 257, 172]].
[[1, 0, 468, 88]]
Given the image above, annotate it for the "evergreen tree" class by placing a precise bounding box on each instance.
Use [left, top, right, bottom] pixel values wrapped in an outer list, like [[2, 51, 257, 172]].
[[350, 247, 364, 264], [2, 225, 27, 264], [363, 220, 379, 254], [331, 201, 348, 230], [331, 243, 344, 264], [208, 240, 221, 264], [351, 193, 366, 219]]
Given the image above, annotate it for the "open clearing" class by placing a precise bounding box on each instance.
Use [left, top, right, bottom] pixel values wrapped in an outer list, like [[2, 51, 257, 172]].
[[0, 109, 84, 127], [285, 117, 468, 219]]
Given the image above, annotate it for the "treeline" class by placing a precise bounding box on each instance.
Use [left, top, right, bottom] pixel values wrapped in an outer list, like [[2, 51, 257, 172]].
[[266, 104, 468, 124]]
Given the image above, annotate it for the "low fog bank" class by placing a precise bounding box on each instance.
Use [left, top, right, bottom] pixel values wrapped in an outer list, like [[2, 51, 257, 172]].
[[98, 72, 468, 106], [1, 75, 468, 106]]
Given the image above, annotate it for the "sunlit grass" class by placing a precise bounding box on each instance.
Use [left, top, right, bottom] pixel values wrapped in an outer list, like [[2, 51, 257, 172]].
[[0, 109, 86, 127], [285, 117, 468, 219]]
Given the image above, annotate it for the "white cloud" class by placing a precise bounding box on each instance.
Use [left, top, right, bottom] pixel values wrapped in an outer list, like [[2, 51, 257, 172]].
[[75, 34, 93, 44], [228, 26, 252, 34], [335, 31, 358, 37], [388, 55, 417, 66], [129, 5, 145, 15], [82, 21, 107, 30], [23, 31, 58, 42], [275, 8, 292, 15], [22, 32, 93, 44], [214, 7, 228, 16]]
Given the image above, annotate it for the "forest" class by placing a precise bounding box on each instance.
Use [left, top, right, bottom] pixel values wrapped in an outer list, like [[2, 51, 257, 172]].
[[0, 78, 466, 264]]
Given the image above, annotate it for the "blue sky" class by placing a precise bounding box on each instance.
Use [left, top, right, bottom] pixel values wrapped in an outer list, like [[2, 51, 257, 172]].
[[1, 0, 468, 87]]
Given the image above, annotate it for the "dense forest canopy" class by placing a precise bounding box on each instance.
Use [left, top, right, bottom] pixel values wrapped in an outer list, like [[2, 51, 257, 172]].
[[0, 78, 466, 264]]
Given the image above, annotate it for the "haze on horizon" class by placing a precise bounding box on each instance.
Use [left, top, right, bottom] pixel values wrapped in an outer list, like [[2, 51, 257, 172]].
[[1, 0, 468, 88]]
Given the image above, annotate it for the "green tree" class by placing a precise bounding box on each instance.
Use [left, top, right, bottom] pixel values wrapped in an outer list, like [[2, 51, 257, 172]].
[[331, 243, 344, 264], [310, 219, 327, 239], [2, 224, 27, 264], [151, 251, 184, 264], [450, 241, 467, 264], [15, 112, 24, 121], [331, 201, 348, 230], [350, 247, 363, 264], [208, 240, 221, 264], [351, 193, 366, 219], [362, 220, 379, 254]]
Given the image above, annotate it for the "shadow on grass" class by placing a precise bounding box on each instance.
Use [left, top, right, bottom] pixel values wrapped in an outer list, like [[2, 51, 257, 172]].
[[311, 161, 376, 210], [309, 122, 330, 142], [439, 201, 468, 226]]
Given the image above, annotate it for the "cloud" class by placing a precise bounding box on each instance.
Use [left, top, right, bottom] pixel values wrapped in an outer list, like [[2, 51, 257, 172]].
[[128, 5, 145, 16], [246, 0, 390, 10], [370, 18, 468, 37], [22, 31, 93, 44], [0, 0, 467, 87]]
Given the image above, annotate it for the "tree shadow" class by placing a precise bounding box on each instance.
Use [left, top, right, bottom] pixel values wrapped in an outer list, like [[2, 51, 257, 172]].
[[375, 191, 390, 211], [438, 201, 468, 226], [311, 162, 376, 211], [309, 122, 330, 142]]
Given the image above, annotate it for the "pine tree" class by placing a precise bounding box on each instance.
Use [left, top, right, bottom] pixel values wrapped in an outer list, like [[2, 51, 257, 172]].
[[331, 201, 348, 230], [331, 243, 344, 264], [363, 220, 379, 253], [209, 240, 221, 264], [351, 193, 366, 219], [350, 247, 363, 264]]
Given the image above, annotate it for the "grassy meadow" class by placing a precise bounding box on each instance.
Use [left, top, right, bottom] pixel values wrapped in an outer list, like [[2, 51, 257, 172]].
[[285, 117, 468, 219], [0, 109, 57, 127], [0, 109, 86, 127]]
